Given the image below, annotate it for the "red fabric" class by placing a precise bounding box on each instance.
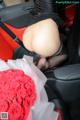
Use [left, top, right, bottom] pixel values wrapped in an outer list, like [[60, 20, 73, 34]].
[[5, 23, 26, 41], [0, 23, 26, 61], [0, 69, 36, 120]]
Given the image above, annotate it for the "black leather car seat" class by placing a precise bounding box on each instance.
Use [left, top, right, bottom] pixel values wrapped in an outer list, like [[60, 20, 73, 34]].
[[44, 5, 80, 120]]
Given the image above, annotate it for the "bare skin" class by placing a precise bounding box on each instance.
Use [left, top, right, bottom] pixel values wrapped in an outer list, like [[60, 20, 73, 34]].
[[37, 55, 67, 70], [22, 18, 67, 70]]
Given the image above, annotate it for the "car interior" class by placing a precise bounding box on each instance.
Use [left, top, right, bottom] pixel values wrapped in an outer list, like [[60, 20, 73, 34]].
[[0, 0, 80, 120]]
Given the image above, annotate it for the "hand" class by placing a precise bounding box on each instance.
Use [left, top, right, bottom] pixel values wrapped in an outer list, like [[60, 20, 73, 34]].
[[36, 54, 67, 70]]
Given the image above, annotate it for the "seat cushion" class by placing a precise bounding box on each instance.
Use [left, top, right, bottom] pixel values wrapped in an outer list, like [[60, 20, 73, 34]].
[[45, 64, 80, 102]]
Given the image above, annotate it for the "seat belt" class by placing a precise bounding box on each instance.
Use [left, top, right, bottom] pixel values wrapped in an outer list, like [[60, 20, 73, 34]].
[[0, 20, 40, 62]]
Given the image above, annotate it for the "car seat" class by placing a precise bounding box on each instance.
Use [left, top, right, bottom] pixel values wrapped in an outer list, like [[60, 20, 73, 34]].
[[45, 5, 80, 120]]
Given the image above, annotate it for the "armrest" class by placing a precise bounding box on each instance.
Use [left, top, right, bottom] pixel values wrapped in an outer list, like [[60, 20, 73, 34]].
[[45, 64, 80, 102]]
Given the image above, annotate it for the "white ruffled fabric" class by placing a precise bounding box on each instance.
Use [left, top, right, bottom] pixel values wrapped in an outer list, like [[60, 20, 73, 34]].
[[0, 55, 58, 120]]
